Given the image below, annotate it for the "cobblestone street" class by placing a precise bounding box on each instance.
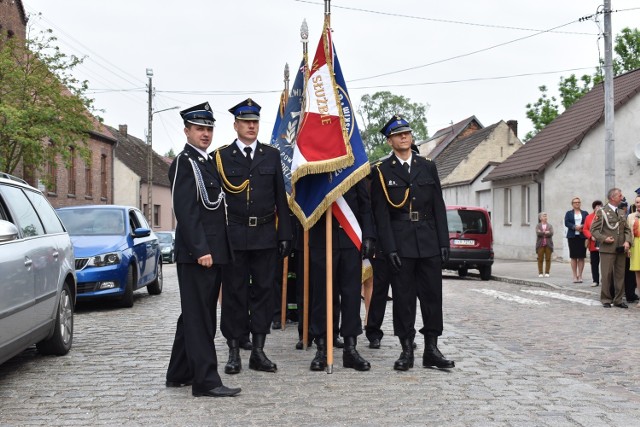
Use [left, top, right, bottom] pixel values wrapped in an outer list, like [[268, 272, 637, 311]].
[[2, 263, 640, 426]]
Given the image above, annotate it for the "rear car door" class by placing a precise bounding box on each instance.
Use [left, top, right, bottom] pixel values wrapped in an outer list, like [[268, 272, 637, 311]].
[[0, 185, 47, 341]]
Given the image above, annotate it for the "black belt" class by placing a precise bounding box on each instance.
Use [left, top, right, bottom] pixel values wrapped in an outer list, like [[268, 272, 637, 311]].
[[228, 212, 275, 226], [390, 212, 432, 222]]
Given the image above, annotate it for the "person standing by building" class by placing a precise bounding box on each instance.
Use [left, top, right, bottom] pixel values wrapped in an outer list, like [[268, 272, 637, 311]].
[[583, 200, 603, 287], [627, 194, 640, 306], [535, 212, 554, 277], [166, 102, 240, 397], [564, 197, 589, 283], [370, 115, 454, 371], [591, 188, 633, 308], [215, 98, 292, 374]]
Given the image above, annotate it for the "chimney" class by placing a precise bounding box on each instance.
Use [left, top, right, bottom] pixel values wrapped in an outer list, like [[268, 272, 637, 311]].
[[506, 120, 518, 137], [118, 124, 128, 137]]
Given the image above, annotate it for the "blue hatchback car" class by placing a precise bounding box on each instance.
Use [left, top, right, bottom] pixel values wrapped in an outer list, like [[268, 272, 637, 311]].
[[56, 205, 162, 307]]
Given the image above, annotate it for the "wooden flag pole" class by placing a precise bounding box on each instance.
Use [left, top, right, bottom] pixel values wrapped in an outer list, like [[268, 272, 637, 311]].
[[280, 257, 288, 330], [303, 229, 310, 350], [325, 209, 334, 374]]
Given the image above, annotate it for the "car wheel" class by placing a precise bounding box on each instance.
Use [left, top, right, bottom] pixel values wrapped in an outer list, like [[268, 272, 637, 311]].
[[147, 260, 163, 295], [458, 268, 468, 278], [120, 265, 135, 308], [479, 265, 492, 281], [171, 251, 175, 264], [36, 282, 74, 356]]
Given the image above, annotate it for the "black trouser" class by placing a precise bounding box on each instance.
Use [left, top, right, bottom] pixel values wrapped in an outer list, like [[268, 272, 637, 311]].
[[309, 245, 361, 338], [390, 256, 443, 339], [167, 263, 223, 391], [365, 256, 391, 342], [295, 248, 340, 338], [221, 248, 277, 339], [590, 250, 600, 284], [625, 257, 638, 301]]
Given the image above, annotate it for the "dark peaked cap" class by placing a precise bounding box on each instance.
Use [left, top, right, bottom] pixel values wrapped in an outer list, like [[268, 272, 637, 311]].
[[380, 115, 412, 138], [228, 98, 261, 120], [180, 102, 215, 127]]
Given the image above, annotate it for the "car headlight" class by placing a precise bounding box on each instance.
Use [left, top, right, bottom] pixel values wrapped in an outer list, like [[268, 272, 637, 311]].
[[161, 247, 171, 254], [88, 252, 121, 267]]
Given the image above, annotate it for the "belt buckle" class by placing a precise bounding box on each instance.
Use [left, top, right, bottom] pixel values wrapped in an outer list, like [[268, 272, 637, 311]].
[[410, 211, 419, 222], [248, 216, 258, 227]]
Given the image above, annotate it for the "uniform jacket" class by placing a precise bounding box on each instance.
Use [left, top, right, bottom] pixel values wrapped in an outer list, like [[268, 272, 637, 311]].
[[308, 179, 375, 249], [214, 140, 292, 251], [590, 204, 632, 254], [169, 144, 232, 265], [371, 154, 449, 259], [534, 222, 554, 251]]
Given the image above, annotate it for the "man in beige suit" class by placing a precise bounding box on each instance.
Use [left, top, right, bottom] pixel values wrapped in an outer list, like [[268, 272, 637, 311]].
[[591, 187, 632, 308]]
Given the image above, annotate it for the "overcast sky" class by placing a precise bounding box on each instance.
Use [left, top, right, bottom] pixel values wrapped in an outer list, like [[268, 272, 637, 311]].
[[23, 0, 640, 156]]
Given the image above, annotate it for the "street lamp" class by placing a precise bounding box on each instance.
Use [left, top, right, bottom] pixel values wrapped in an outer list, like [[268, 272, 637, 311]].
[[145, 67, 178, 226]]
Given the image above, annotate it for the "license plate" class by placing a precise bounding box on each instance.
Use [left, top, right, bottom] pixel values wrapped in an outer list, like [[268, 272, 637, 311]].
[[453, 239, 475, 246]]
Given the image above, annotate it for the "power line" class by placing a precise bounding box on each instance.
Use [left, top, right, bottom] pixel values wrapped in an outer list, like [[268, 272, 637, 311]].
[[294, 0, 595, 35]]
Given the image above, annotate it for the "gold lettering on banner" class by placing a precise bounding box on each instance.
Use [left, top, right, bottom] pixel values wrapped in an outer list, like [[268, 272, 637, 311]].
[[312, 74, 331, 125]]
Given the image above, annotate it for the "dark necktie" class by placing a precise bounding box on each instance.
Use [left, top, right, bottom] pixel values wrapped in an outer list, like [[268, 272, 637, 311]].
[[403, 162, 410, 174], [244, 147, 252, 165]]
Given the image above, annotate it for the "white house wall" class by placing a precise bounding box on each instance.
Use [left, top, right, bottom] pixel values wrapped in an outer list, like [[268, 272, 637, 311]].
[[492, 93, 640, 261], [113, 160, 139, 207]]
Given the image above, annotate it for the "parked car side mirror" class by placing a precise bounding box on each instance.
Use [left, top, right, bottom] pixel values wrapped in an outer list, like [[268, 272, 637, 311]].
[[0, 219, 19, 242], [132, 227, 151, 238]]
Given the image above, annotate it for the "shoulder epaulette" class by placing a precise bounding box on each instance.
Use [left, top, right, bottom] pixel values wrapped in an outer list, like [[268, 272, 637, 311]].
[[260, 143, 280, 151], [212, 144, 230, 154]]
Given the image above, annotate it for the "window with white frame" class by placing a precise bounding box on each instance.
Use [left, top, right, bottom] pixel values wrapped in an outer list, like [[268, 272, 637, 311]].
[[504, 188, 512, 225], [521, 185, 530, 225]]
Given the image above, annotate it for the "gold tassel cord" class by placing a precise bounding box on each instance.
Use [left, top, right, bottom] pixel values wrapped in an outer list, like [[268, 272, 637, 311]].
[[215, 150, 250, 201], [376, 166, 409, 209]]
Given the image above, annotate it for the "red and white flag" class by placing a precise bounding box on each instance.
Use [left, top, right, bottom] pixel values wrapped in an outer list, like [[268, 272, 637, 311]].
[[291, 22, 353, 182]]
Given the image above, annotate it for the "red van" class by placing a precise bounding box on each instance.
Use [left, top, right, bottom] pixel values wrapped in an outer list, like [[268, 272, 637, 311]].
[[443, 205, 494, 280]]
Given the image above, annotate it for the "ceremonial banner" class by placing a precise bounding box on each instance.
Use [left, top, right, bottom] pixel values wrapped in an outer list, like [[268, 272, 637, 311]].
[[270, 59, 306, 195], [291, 22, 353, 192], [290, 29, 370, 230]]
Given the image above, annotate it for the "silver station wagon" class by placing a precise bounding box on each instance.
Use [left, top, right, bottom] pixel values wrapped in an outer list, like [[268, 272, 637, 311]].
[[0, 173, 76, 365]]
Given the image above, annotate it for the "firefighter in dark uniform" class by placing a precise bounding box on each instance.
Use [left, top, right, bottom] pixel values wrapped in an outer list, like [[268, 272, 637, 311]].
[[308, 179, 375, 371], [370, 115, 455, 371], [214, 98, 292, 374], [165, 102, 240, 397]]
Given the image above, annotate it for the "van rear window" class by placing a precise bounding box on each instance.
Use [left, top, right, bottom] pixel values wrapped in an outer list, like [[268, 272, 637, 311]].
[[446, 209, 487, 234]]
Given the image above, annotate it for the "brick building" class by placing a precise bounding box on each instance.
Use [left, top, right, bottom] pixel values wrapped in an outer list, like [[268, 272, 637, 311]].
[[1, 0, 117, 207], [0, 0, 27, 41]]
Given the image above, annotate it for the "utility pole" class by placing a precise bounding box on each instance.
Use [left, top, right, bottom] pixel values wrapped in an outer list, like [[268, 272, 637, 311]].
[[603, 0, 615, 190], [146, 68, 154, 225]]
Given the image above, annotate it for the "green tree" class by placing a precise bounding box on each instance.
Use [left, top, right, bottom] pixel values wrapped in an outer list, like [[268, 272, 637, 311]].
[[0, 25, 96, 183], [524, 86, 559, 141], [165, 148, 176, 158], [613, 27, 640, 75], [357, 91, 428, 161], [525, 27, 640, 141]]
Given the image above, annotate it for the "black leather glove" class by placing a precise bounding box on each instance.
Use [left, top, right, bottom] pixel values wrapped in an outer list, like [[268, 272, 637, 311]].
[[440, 247, 450, 263], [361, 238, 375, 259], [278, 240, 292, 259], [388, 251, 402, 272]]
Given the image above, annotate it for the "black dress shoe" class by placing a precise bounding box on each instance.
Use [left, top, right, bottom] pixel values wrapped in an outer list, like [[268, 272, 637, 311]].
[[602, 303, 612, 308], [192, 385, 241, 397], [272, 320, 282, 330], [166, 380, 192, 387], [369, 338, 381, 349], [614, 302, 629, 308]]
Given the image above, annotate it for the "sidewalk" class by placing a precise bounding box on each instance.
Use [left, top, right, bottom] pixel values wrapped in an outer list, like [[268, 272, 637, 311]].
[[479, 258, 601, 296]]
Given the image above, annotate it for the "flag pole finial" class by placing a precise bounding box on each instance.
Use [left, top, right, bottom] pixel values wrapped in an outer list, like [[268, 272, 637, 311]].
[[301, 19, 309, 57]]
